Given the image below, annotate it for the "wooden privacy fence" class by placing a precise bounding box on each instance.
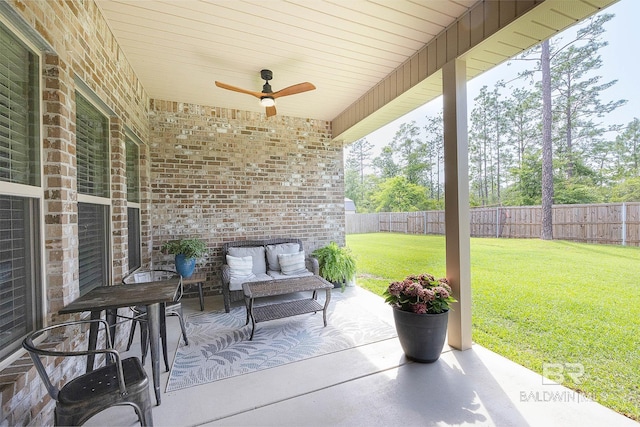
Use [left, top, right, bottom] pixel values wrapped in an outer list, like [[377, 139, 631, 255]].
[[345, 202, 640, 246]]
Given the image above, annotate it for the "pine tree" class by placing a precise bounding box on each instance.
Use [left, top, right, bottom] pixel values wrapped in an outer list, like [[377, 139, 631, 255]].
[[345, 138, 374, 185], [390, 121, 425, 185], [372, 145, 400, 179], [423, 113, 444, 200], [344, 138, 375, 211], [613, 118, 640, 178], [514, 12, 624, 238]]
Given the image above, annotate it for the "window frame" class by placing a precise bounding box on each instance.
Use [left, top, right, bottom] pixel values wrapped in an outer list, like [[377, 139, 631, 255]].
[[126, 133, 142, 273], [127, 206, 141, 272], [75, 90, 112, 295], [0, 15, 44, 365]]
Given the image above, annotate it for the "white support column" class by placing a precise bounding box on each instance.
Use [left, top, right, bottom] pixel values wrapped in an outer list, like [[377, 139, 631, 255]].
[[443, 59, 472, 351]]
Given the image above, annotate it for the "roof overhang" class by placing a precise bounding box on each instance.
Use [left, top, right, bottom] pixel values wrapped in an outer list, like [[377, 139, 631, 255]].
[[332, 0, 618, 143], [95, 0, 618, 143]]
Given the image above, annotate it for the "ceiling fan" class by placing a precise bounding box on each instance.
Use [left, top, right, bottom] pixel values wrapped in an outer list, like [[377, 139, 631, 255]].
[[215, 69, 316, 117]]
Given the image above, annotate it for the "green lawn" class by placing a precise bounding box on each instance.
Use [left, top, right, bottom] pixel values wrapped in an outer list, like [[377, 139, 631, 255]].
[[347, 233, 640, 421]]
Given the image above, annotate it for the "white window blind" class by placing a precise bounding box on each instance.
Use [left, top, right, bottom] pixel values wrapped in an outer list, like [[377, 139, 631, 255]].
[[126, 137, 140, 203], [0, 196, 35, 353], [76, 95, 109, 198], [0, 21, 39, 186], [127, 207, 141, 271], [78, 202, 108, 294], [126, 137, 141, 272]]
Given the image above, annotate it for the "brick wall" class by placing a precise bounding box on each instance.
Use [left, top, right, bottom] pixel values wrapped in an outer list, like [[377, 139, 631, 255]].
[[1, 1, 344, 425], [149, 101, 345, 295], [1, 0, 150, 425]]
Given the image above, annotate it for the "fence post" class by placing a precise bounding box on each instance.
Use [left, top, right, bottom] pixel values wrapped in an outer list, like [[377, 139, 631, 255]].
[[496, 206, 500, 238], [622, 202, 627, 246], [424, 211, 427, 234]]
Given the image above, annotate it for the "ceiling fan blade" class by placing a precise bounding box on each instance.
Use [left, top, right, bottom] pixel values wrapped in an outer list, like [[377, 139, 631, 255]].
[[272, 82, 316, 98], [215, 81, 263, 98], [265, 105, 277, 117]]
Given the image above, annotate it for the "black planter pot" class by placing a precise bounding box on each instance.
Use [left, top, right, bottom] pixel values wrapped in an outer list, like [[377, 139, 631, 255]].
[[392, 307, 449, 363]]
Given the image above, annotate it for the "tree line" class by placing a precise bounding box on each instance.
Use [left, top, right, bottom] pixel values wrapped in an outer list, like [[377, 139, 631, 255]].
[[345, 12, 639, 238]]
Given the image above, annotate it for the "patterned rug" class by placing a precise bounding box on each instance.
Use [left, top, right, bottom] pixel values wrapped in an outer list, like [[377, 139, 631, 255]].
[[166, 290, 396, 392]]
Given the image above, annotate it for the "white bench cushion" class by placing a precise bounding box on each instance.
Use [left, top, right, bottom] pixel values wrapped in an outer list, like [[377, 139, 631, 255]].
[[228, 246, 267, 274], [229, 273, 272, 291], [265, 243, 300, 271], [278, 251, 308, 276]]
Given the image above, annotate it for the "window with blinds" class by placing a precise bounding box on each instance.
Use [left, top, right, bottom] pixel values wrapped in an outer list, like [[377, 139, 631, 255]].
[[78, 202, 108, 294], [76, 95, 109, 198], [126, 138, 140, 203], [0, 22, 40, 186], [0, 21, 41, 361], [76, 93, 110, 295], [127, 207, 141, 271], [125, 137, 141, 271], [0, 196, 39, 359]]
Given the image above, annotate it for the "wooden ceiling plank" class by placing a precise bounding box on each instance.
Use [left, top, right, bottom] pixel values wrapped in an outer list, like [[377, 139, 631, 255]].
[[239, 0, 425, 53], [103, 3, 410, 65], [301, 0, 436, 42]]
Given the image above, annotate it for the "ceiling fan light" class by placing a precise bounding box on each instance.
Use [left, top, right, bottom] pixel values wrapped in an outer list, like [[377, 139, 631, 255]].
[[260, 96, 275, 107]]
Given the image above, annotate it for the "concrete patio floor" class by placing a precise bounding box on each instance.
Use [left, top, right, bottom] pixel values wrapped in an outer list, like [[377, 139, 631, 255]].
[[86, 285, 637, 427]]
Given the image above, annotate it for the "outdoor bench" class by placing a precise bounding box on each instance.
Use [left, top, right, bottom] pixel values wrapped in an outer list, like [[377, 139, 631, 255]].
[[220, 238, 319, 312]]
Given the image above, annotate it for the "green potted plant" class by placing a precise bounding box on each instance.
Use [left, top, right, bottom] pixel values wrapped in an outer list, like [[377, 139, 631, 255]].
[[160, 238, 207, 278], [312, 241, 357, 290]]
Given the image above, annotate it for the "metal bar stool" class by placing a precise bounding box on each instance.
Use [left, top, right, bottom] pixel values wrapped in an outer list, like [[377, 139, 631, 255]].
[[23, 319, 153, 426]]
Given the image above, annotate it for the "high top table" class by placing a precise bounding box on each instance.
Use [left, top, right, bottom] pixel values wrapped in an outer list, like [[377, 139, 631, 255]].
[[58, 279, 180, 406], [242, 275, 333, 340]]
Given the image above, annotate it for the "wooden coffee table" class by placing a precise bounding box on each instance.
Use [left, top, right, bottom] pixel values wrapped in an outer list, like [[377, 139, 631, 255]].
[[242, 275, 333, 340]]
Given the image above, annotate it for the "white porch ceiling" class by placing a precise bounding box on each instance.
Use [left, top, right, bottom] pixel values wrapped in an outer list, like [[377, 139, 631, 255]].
[[96, 0, 617, 140]]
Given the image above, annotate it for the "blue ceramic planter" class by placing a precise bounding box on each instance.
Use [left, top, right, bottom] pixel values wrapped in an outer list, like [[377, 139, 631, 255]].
[[174, 254, 196, 278]]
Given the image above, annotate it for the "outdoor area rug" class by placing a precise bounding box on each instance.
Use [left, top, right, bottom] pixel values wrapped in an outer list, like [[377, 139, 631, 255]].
[[166, 290, 396, 391]]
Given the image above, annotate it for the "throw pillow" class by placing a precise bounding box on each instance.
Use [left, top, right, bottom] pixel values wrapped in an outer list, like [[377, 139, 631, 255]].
[[228, 246, 267, 274], [278, 251, 308, 276], [226, 255, 256, 281], [266, 243, 300, 271]]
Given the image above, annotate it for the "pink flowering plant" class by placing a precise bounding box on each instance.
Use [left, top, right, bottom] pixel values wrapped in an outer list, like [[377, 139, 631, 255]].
[[383, 273, 457, 314]]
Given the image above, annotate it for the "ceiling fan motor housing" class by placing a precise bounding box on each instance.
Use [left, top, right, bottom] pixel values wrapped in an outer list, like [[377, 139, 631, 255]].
[[260, 69, 273, 81]]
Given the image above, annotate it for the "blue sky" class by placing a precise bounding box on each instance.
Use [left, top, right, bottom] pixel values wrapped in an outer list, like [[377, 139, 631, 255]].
[[363, 0, 638, 156]]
